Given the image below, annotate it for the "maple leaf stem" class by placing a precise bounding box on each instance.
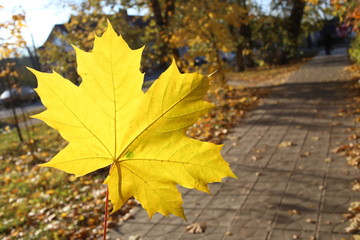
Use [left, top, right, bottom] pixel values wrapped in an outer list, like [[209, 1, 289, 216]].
[[103, 185, 109, 240]]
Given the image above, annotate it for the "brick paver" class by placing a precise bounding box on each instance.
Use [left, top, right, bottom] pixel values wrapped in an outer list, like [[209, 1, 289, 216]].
[[109, 48, 359, 240]]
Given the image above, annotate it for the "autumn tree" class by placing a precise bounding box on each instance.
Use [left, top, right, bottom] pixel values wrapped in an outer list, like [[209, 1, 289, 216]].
[[0, 8, 27, 85], [0, 6, 27, 142], [147, 0, 180, 67], [331, 0, 360, 32], [270, 0, 326, 58], [43, 0, 340, 87], [47, 0, 259, 85], [225, 0, 256, 71], [331, 0, 360, 63], [41, 0, 179, 79]]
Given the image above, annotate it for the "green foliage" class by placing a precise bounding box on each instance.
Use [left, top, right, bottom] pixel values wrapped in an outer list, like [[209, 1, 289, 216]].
[[349, 35, 360, 64]]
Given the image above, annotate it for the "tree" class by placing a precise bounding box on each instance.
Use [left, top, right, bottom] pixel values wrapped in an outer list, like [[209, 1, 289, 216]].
[[286, 0, 307, 56], [147, 0, 180, 67], [42, 0, 179, 78], [331, 0, 360, 63], [0, 6, 27, 142], [39, 9, 148, 83], [270, 0, 307, 58], [226, 0, 256, 71], [331, 0, 360, 33]]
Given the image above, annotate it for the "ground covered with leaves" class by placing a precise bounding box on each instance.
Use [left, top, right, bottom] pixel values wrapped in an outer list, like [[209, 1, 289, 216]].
[[333, 68, 360, 237], [225, 59, 308, 87], [0, 87, 266, 239], [0, 63, 303, 239]]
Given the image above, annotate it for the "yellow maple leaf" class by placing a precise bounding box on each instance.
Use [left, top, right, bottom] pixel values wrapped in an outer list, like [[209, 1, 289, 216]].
[[28, 21, 236, 219]]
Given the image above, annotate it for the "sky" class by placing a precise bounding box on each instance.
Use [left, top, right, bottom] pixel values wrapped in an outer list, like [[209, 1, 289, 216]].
[[0, 0, 74, 48]]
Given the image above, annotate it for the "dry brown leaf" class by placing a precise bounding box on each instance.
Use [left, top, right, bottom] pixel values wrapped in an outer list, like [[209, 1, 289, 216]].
[[306, 218, 316, 223], [353, 182, 360, 192], [186, 222, 207, 234], [122, 213, 133, 221], [353, 235, 360, 240], [279, 141, 295, 147], [348, 156, 360, 168], [330, 121, 341, 126], [300, 152, 311, 157], [128, 234, 143, 240], [288, 209, 301, 216]]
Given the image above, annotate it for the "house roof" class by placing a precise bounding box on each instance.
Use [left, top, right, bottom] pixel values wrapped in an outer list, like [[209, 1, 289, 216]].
[[40, 13, 148, 49]]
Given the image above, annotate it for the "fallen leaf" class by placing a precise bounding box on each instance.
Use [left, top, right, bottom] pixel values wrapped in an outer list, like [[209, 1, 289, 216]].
[[343, 213, 354, 219], [122, 213, 133, 221], [352, 182, 360, 191], [186, 222, 206, 233], [306, 218, 316, 223], [279, 141, 295, 147], [288, 209, 301, 216], [300, 152, 311, 157], [311, 136, 319, 141], [128, 234, 143, 240], [330, 121, 341, 126], [349, 134, 360, 140]]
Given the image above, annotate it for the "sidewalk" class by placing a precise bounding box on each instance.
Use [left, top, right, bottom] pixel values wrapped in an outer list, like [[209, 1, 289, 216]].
[[109, 48, 359, 240]]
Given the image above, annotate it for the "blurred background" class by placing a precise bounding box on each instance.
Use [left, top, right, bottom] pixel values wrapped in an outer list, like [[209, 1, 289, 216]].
[[1, 0, 359, 90], [0, 1, 360, 239]]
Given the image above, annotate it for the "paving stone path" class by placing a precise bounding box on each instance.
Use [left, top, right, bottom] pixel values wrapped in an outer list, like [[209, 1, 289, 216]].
[[109, 48, 359, 240]]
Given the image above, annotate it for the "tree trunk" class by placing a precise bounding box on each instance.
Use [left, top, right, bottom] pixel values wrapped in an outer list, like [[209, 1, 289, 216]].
[[4, 74, 23, 142], [148, 0, 180, 68], [236, 45, 245, 72], [286, 0, 306, 57], [209, 31, 226, 85], [240, 23, 255, 68], [232, 0, 255, 71]]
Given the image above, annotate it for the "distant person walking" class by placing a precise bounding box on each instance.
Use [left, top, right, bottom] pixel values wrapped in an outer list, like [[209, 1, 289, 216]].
[[321, 19, 337, 55], [323, 31, 333, 55]]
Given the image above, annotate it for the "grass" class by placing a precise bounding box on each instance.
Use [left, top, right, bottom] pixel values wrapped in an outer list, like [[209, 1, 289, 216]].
[[0, 124, 115, 239]]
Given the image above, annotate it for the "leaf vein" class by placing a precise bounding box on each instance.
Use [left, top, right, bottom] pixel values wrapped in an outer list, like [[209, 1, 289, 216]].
[[43, 80, 114, 158]]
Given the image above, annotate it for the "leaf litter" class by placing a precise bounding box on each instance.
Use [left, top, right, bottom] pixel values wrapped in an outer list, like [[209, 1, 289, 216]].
[[0, 20, 317, 239], [0, 83, 270, 239], [0, 58, 271, 240], [333, 71, 360, 234]]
